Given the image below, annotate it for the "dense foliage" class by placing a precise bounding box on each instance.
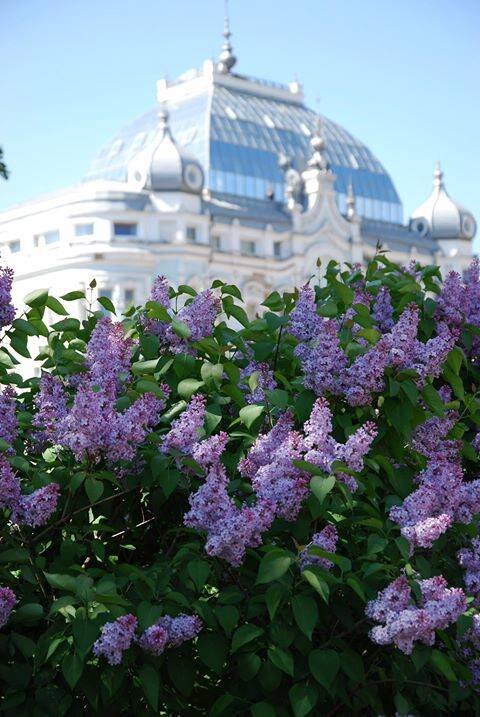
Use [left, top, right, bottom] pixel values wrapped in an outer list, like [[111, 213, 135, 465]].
[[1, 253, 480, 715]]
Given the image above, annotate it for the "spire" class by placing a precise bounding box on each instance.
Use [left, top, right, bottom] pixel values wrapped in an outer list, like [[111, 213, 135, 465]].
[[217, 0, 237, 74], [346, 181, 356, 221], [308, 115, 329, 171], [158, 103, 170, 135], [433, 161, 444, 190]]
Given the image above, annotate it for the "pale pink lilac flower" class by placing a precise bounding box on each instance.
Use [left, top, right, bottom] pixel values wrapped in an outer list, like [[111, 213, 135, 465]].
[[0, 587, 17, 628], [93, 614, 138, 666]]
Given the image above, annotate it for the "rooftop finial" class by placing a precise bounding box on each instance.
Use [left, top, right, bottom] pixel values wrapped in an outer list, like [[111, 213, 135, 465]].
[[158, 102, 170, 131], [346, 181, 356, 221], [434, 161, 444, 189], [308, 114, 329, 171], [217, 0, 237, 74]]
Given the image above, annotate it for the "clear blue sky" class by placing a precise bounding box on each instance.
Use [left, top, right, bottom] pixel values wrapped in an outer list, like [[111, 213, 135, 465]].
[[1, 0, 479, 245]]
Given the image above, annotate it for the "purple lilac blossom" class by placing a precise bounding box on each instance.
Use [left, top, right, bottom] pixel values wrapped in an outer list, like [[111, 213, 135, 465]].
[[240, 360, 276, 404], [12, 483, 59, 528], [458, 538, 480, 606], [289, 285, 322, 341], [299, 524, 338, 570], [0, 455, 21, 511], [138, 613, 202, 655], [0, 587, 17, 628], [141, 275, 171, 340], [93, 614, 138, 666], [0, 260, 15, 329], [294, 318, 347, 397], [161, 394, 206, 455], [372, 286, 394, 332], [436, 271, 466, 326], [85, 317, 134, 395], [166, 289, 220, 352], [0, 387, 17, 448], [367, 575, 466, 654]]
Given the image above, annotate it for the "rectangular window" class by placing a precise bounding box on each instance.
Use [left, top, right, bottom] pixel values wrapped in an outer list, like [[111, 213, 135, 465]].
[[44, 230, 60, 245], [240, 240, 256, 256], [211, 235, 221, 251], [186, 226, 197, 242], [75, 223, 94, 236], [114, 222, 137, 236], [273, 241, 282, 258], [9, 240, 21, 253], [124, 288, 135, 306]]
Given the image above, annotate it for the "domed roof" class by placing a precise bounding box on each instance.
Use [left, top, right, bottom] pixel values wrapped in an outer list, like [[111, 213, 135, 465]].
[[84, 64, 403, 224], [410, 164, 476, 241], [127, 106, 204, 194]]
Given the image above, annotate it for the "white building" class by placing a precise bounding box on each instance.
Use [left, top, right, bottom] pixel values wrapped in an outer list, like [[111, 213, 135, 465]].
[[0, 19, 476, 315]]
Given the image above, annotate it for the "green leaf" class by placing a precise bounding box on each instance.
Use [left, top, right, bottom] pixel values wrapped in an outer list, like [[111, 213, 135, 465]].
[[231, 624, 264, 653], [61, 290, 86, 301], [256, 549, 293, 585], [289, 683, 318, 717], [167, 653, 195, 697], [265, 388, 289, 409], [201, 361, 224, 385], [139, 664, 159, 711], [366, 534, 388, 555], [98, 296, 116, 314], [422, 383, 445, 416], [62, 654, 83, 689], [302, 568, 330, 603], [132, 359, 159, 375], [177, 378, 204, 399], [13, 603, 44, 623], [292, 595, 318, 640], [25, 288, 49, 307], [44, 573, 77, 593], [268, 646, 294, 676], [46, 296, 68, 315], [430, 649, 456, 681], [171, 318, 191, 339], [309, 649, 340, 689], [197, 632, 228, 674], [238, 653, 261, 681], [215, 605, 239, 635], [85, 477, 103, 503], [12, 318, 38, 336], [227, 303, 250, 328], [239, 404, 264, 429], [310, 474, 336, 503], [187, 560, 210, 591], [265, 584, 283, 621], [251, 702, 276, 717], [341, 650, 365, 683]]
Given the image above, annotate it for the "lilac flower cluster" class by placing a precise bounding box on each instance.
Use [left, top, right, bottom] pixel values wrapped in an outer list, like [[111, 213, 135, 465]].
[[34, 318, 167, 464], [184, 433, 274, 565], [161, 394, 206, 455], [93, 614, 138, 666], [372, 286, 394, 332], [0, 586, 17, 628], [457, 614, 480, 690], [138, 613, 202, 655], [0, 260, 15, 329], [239, 360, 277, 404], [143, 276, 220, 353], [367, 575, 466, 654], [185, 399, 376, 566], [390, 403, 480, 550], [458, 538, 480, 606], [290, 285, 457, 406], [0, 388, 17, 448], [299, 524, 338, 571], [0, 455, 59, 528], [303, 398, 377, 492], [93, 611, 202, 665], [436, 259, 480, 355]]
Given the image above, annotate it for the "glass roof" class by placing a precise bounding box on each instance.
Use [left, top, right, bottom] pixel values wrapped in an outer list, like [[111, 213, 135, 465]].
[[84, 81, 403, 224]]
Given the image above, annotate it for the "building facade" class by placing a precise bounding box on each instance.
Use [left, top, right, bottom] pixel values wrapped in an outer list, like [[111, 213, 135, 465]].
[[0, 21, 476, 315]]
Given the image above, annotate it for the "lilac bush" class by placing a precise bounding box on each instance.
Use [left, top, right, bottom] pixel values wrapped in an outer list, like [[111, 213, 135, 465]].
[[1, 258, 480, 715]]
